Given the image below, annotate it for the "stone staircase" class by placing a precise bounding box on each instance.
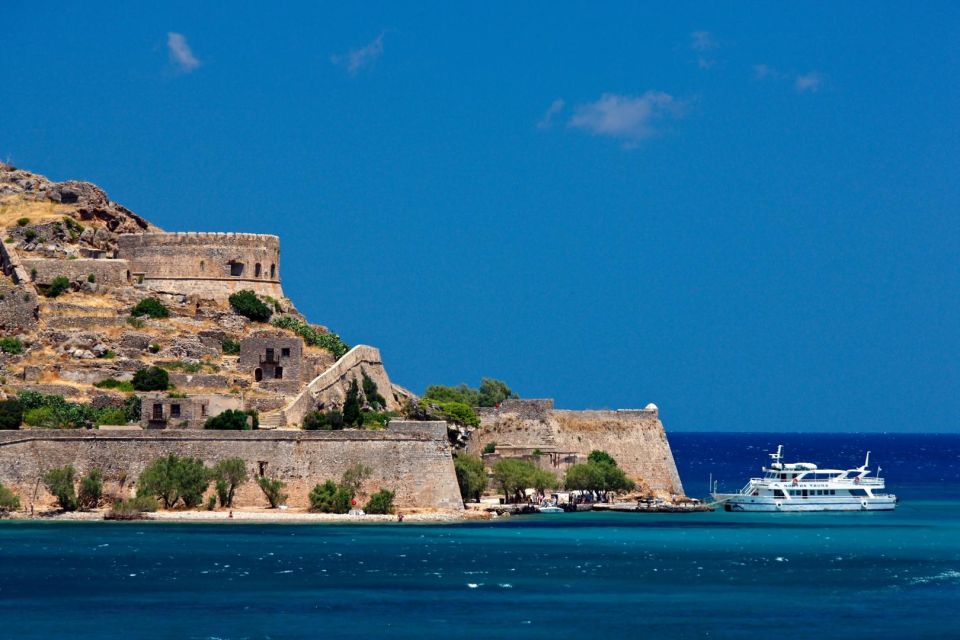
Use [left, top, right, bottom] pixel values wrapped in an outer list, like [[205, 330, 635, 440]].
[[257, 410, 285, 430]]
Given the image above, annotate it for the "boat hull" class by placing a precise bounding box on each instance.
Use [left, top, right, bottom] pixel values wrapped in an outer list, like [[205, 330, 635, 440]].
[[714, 494, 897, 512]]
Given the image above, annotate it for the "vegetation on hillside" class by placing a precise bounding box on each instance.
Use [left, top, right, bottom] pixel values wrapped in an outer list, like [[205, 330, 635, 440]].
[[563, 450, 636, 499], [0, 483, 20, 512], [132, 367, 169, 391], [271, 316, 349, 359], [130, 297, 169, 318], [453, 454, 487, 503], [423, 378, 517, 408], [137, 455, 210, 509], [229, 290, 272, 322], [203, 409, 258, 431]]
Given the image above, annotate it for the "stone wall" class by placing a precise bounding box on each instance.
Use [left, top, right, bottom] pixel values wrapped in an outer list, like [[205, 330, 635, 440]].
[[0, 284, 38, 334], [469, 399, 685, 497], [20, 258, 131, 287], [282, 345, 401, 426], [116, 232, 283, 299], [0, 425, 462, 511]]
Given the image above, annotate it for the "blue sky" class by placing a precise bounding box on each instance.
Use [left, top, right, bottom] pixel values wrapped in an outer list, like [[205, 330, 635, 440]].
[[2, 3, 958, 432]]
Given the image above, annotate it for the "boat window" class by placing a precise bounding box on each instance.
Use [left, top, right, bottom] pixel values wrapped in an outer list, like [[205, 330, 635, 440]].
[[850, 488, 868, 497], [801, 490, 809, 498], [774, 489, 786, 498], [830, 490, 836, 495], [780, 474, 786, 481]]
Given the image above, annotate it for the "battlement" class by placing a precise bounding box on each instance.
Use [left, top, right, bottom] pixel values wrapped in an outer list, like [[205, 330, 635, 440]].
[[117, 232, 280, 249]]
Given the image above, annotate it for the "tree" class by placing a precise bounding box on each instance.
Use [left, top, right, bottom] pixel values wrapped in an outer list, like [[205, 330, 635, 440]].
[[422, 383, 479, 406], [563, 463, 605, 492], [303, 410, 344, 431], [138, 454, 210, 509], [361, 370, 386, 410], [130, 297, 169, 318], [340, 463, 372, 498], [43, 465, 78, 511], [482, 441, 497, 455], [365, 489, 395, 514], [588, 450, 617, 466], [454, 454, 488, 503], [132, 366, 169, 391], [78, 468, 103, 509], [492, 458, 538, 503], [204, 409, 256, 430], [477, 378, 517, 407], [211, 458, 247, 507], [530, 468, 558, 496], [0, 399, 23, 430], [563, 451, 636, 501], [342, 378, 362, 427], [258, 477, 287, 508], [228, 290, 272, 322], [0, 483, 21, 512]]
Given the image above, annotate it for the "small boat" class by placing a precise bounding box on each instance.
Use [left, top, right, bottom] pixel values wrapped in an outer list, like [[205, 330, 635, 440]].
[[712, 445, 897, 512], [536, 501, 564, 514]]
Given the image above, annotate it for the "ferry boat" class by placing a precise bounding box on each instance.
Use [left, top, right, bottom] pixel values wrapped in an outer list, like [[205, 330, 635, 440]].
[[712, 445, 897, 512]]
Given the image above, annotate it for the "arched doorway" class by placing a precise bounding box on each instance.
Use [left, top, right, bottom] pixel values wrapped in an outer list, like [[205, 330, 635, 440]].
[[255, 368, 263, 382]]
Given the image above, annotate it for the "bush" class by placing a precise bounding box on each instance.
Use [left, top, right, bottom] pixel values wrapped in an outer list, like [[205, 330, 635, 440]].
[[24, 229, 38, 241], [362, 370, 386, 410], [361, 411, 395, 429], [17, 391, 95, 429], [0, 483, 20, 512], [95, 407, 128, 426], [78, 468, 103, 509], [106, 495, 157, 520], [94, 378, 135, 392], [342, 379, 362, 427], [87, 273, 96, 283], [423, 378, 518, 408], [132, 367, 169, 391], [137, 454, 210, 509], [0, 399, 23, 430], [563, 450, 636, 499], [204, 409, 257, 430], [130, 297, 169, 319], [127, 316, 145, 329], [303, 410, 345, 431], [16, 217, 29, 227], [0, 336, 24, 354], [211, 458, 247, 507], [454, 454, 487, 502], [340, 463, 372, 497], [308, 480, 352, 513], [271, 316, 349, 359], [221, 338, 240, 355], [365, 489, 395, 514], [43, 465, 78, 511], [228, 290, 272, 322], [258, 477, 287, 508], [482, 441, 497, 455], [45, 276, 70, 298]]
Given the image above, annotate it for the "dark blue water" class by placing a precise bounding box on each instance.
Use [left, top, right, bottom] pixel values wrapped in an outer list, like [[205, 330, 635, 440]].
[[1, 433, 957, 639]]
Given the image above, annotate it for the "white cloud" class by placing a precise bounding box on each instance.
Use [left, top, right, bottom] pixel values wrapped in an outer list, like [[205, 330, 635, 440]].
[[332, 33, 385, 75], [167, 32, 200, 73], [537, 98, 566, 129], [795, 71, 823, 93], [568, 92, 686, 146], [690, 31, 718, 69], [753, 64, 784, 80]]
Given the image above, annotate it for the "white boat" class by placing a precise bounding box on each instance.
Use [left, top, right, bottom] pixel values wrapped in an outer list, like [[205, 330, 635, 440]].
[[712, 445, 897, 512], [537, 501, 564, 514]]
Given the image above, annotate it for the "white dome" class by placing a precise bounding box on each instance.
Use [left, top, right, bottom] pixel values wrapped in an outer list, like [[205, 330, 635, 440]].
[[645, 403, 658, 411]]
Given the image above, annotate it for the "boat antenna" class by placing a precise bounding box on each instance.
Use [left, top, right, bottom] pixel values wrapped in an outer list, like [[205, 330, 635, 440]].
[[709, 472, 712, 496], [861, 450, 871, 471], [769, 445, 784, 468]]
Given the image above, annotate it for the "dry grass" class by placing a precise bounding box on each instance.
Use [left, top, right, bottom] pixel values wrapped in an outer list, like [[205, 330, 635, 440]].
[[0, 197, 67, 228]]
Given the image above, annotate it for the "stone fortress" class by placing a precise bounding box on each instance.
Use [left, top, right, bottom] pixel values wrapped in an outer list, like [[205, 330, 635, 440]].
[[0, 163, 684, 512]]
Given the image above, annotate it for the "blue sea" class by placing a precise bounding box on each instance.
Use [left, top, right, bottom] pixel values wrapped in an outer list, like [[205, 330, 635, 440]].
[[1, 433, 958, 639]]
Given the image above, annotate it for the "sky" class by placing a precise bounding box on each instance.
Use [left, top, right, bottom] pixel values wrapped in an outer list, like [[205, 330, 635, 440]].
[[2, 3, 958, 432]]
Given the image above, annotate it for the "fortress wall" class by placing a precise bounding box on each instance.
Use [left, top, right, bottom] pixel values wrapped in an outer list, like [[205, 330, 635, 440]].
[[0, 283, 38, 333], [283, 345, 400, 425], [470, 400, 685, 497], [0, 426, 463, 511], [20, 258, 130, 287], [116, 232, 282, 299]]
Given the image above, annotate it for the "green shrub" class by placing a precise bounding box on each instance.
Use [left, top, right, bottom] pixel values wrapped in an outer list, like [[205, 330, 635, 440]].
[[258, 477, 287, 508], [364, 489, 395, 515], [206, 494, 217, 511], [271, 316, 349, 359], [211, 458, 247, 507], [0, 336, 24, 354], [122, 395, 141, 422], [106, 495, 157, 519], [87, 273, 96, 283], [94, 407, 128, 426], [45, 276, 70, 298], [78, 468, 103, 509], [221, 338, 240, 355], [454, 454, 488, 502], [99, 349, 116, 360], [303, 410, 345, 431], [0, 399, 23, 430], [137, 454, 210, 509], [148, 343, 160, 353], [17, 391, 95, 429], [340, 463, 372, 497], [204, 409, 257, 431], [16, 217, 29, 227], [362, 370, 386, 410], [94, 378, 135, 392], [342, 379, 362, 427], [0, 483, 20, 512], [308, 480, 352, 513], [127, 316, 145, 329], [423, 378, 518, 407], [482, 441, 497, 455], [361, 411, 395, 429], [43, 465, 78, 511], [132, 367, 169, 391], [228, 290, 272, 322], [130, 297, 169, 319]]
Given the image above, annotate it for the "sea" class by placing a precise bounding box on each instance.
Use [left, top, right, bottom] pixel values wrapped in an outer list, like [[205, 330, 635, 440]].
[[0, 432, 958, 639]]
